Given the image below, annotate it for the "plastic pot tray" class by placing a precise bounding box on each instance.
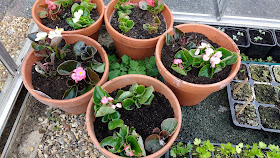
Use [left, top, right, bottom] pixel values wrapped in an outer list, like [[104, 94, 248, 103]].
[[227, 61, 280, 133]]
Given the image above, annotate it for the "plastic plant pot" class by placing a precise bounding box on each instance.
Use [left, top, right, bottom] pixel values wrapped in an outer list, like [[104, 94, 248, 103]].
[[267, 30, 280, 62], [225, 27, 250, 53]]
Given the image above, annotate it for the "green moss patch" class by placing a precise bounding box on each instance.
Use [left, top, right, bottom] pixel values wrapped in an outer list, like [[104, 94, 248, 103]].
[[234, 64, 248, 80], [254, 84, 278, 105], [259, 106, 280, 130], [234, 104, 258, 126], [231, 82, 252, 101], [273, 66, 280, 83], [250, 65, 272, 82]]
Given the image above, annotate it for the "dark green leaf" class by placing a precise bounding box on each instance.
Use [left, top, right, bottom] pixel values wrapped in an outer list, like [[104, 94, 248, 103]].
[[95, 106, 116, 117], [57, 60, 78, 75], [198, 64, 210, 78], [90, 62, 105, 73], [73, 41, 85, 56], [166, 33, 174, 46], [122, 98, 134, 110], [127, 136, 143, 156], [31, 42, 45, 51], [81, 46, 96, 60], [139, 86, 154, 104], [80, 84, 93, 95], [175, 50, 187, 62], [171, 64, 187, 76], [93, 86, 105, 104], [108, 119, 124, 130], [121, 55, 130, 65], [119, 124, 128, 138], [100, 136, 123, 153], [161, 118, 178, 134], [108, 70, 120, 80], [184, 50, 193, 66], [173, 27, 184, 41], [144, 134, 162, 153], [217, 47, 233, 60], [225, 52, 238, 65], [63, 87, 77, 99]]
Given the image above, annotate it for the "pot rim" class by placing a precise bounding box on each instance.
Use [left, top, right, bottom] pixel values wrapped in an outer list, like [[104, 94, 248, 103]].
[[86, 74, 182, 158], [155, 23, 241, 89], [21, 34, 109, 105], [32, 0, 105, 34], [104, 0, 174, 42]]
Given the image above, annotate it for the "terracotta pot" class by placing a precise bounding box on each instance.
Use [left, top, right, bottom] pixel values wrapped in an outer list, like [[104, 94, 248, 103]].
[[104, 0, 174, 60], [32, 0, 104, 41], [21, 34, 109, 114], [155, 23, 241, 106], [86, 74, 182, 158]]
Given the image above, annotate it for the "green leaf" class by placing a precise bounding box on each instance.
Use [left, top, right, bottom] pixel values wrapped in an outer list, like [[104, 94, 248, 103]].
[[129, 60, 139, 70], [121, 98, 134, 110], [121, 55, 130, 65], [115, 90, 124, 100], [217, 47, 233, 60], [63, 87, 77, 99], [100, 136, 123, 153], [129, 83, 138, 92], [109, 70, 121, 80], [80, 84, 93, 95], [161, 118, 178, 134], [81, 46, 96, 60], [171, 64, 187, 76], [119, 124, 128, 138], [126, 20, 134, 28], [144, 134, 162, 153], [57, 60, 78, 75], [184, 50, 193, 66], [139, 86, 154, 104], [143, 93, 154, 105], [118, 91, 133, 101], [74, 6, 90, 17], [110, 62, 120, 70], [87, 68, 100, 85], [136, 85, 145, 94], [71, 3, 79, 13], [214, 65, 223, 74], [198, 64, 210, 78], [175, 50, 187, 62], [90, 62, 105, 73], [93, 86, 105, 104], [73, 41, 85, 56], [38, 10, 48, 18], [225, 52, 238, 65], [127, 136, 143, 156], [108, 119, 124, 130], [173, 27, 184, 41], [31, 42, 45, 51], [166, 33, 174, 46], [95, 106, 116, 117], [147, 68, 159, 77]]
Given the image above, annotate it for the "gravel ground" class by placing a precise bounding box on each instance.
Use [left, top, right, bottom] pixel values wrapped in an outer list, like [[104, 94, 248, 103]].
[[0, 16, 32, 91]]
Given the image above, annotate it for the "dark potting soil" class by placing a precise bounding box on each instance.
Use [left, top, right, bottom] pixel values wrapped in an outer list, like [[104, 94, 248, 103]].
[[259, 106, 280, 130], [94, 85, 174, 144], [276, 30, 280, 44], [225, 29, 248, 46], [32, 47, 103, 100], [234, 64, 248, 80], [254, 84, 278, 105], [41, 2, 99, 31], [110, 6, 166, 39], [161, 32, 232, 84], [249, 29, 274, 45]]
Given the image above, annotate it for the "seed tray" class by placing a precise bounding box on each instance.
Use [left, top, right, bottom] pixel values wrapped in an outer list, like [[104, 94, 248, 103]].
[[227, 61, 280, 133]]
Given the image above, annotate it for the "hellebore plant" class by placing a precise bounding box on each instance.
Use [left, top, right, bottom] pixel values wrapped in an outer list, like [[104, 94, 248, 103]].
[[28, 29, 105, 99], [166, 27, 238, 78], [139, 0, 164, 34], [67, 0, 97, 29], [114, 0, 135, 33]]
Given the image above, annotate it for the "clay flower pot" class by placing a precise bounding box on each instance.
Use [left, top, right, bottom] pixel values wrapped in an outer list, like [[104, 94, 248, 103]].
[[21, 34, 109, 114], [104, 0, 174, 60], [155, 23, 241, 106], [32, 0, 104, 40], [86, 74, 182, 158]]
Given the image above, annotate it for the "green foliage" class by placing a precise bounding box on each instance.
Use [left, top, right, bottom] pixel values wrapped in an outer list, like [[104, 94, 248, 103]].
[[170, 142, 193, 158], [108, 55, 159, 80], [100, 124, 145, 156], [66, 1, 96, 29], [38, 3, 61, 20], [241, 53, 276, 63], [192, 139, 214, 158], [55, 0, 73, 7], [139, 0, 165, 15], [115, 0, 135, 33], [215, 142, 236, 158], [254, 29, 266, 42], [143, 16, 161, 34], [232, 31, 244, 41]]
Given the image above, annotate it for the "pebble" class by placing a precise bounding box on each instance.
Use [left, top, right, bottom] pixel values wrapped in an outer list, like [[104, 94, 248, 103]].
[[29, 146, 34, 152]]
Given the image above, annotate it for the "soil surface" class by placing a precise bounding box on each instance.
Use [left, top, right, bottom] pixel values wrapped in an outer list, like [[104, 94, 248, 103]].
[[273, 66, 280, 83], [249, 29, 274, 45], [259, 106, 280, 130], [225, 29, 248, 46], [234, 103, 259, 126], [41, 2, 99, 31], [94, 85, 174, 146], [110, 6, 166, 39], [275, 30, 280, 44], [234, 64, 248, 80], [161, 32, 232, 84], [32, 45, 103, 100], [254, 84, 278, 105], [250, 65, 272, 82], [231, 82, 252, 101]]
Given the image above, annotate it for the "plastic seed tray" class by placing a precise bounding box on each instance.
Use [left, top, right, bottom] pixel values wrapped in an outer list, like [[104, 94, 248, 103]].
[[227, 61, 280, 133]]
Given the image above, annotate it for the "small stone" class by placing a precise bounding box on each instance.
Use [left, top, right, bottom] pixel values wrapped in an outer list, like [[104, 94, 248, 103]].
[[59, 138, 65, 144], [72, 122, 78, 128], [38, 117, 44, 122], [29, 146, 34, 152], [7, 28, 15, 35]]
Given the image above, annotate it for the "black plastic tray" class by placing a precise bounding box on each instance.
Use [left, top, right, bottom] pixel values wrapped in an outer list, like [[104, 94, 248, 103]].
[[227, 61, 280, 133]]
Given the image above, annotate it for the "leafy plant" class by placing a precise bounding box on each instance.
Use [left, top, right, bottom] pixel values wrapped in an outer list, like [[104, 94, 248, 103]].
[[56, 0, 73, 7], [232, 31, 244, 41], [217, 27, 225, 32], [38, 0, 62, 20], [254, 29, 266, 42], [170, 142, 192, 158], [66, 0, 97, 29], [166, 27, 238, 78], [215, 142, 236, 158], [114, 0, 135, 33], [100, 124, 146, 157], [145, 118, 178, 153], [192, 138, 214, 158], [108, 54, 159, 80], [28, 29, 104, 99], [241, 53, 275, 63], [139, 0, 164, 34]]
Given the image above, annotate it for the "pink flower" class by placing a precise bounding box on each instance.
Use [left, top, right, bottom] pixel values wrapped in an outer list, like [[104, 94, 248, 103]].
[[110, 104, 117, 109], [116, 103, 122, 108], [214, 51, 222, 58], [173, 59, 182, 64], [45, 0, 57, 11], [124, 143, 134, 157], [71, 67, 86, 83], [202, 54, 210, 61], [146, 0, 155, 7], [123, 1, 131, 5], [101, 97, 109, 105], [107, 97, 114, 102], [210, 57, 221, 68], [205, 48, 214, 56]]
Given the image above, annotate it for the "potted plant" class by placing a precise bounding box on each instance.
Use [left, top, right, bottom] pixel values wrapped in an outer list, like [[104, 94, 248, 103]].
[[21, 29, 109, 114], [32, 0, 105, 40], [267, 30, 280, 62], [246, 28, 276, 59], [155, 24, 241, 106], [224, 27, 250, 53], [86, 74, 182, 157], [104, 0, 173, 60]]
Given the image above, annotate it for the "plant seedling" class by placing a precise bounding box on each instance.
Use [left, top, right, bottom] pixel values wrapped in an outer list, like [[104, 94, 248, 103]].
[[254, 29, 266, 42], [170, 142, 193, 158], [233, 31, 244, 41], [217, 27, 225, 32]]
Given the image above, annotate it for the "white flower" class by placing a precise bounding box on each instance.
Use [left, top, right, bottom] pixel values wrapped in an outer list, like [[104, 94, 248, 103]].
[[48, 28, 63, 39], [210, 56, 221, 68], [205, 48, 214, 56], [198, 41, 210, 49], [73, 9, 83, 23], [35, 32, 47, 41], [202, 54, 210, 61], [214, 51, 222, 58], [195, 49, 200, 56]]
